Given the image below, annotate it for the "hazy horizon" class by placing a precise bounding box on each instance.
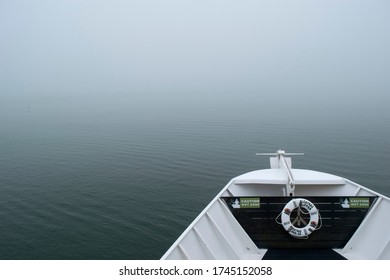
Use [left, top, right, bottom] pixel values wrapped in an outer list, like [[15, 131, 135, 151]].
[[1, 0, 389, 124]]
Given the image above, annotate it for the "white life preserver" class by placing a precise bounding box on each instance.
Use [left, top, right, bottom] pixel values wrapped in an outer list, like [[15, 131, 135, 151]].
[[281, 198, 319, 239]]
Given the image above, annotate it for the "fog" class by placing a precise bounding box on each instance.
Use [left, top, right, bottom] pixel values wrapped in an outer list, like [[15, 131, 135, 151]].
[[1, 0, 389, 122]]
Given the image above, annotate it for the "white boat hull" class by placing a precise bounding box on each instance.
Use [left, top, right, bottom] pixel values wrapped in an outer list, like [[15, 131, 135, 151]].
[[162, 153, 390, 260]]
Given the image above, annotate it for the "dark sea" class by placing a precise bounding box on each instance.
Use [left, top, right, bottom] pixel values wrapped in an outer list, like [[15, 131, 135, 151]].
[[1, 94, 389, 260]]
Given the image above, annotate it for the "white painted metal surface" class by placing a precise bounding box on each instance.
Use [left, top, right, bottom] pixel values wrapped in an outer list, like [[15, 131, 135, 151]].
[[161, 151, 390, 260]]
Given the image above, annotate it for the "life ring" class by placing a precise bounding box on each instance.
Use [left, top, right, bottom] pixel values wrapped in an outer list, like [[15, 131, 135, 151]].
[[281, 198, 319, 238]]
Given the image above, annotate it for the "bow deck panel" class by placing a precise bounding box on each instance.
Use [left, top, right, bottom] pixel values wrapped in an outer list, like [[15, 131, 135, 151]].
[[223, 196, 377, 249]]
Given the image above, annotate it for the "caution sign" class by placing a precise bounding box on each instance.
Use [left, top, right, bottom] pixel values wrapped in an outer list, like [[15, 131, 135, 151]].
[[340, 197, 370, 208], [240, 198, 260, 208]]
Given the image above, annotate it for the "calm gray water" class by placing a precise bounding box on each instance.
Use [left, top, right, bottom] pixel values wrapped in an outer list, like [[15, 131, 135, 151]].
[[1, 94, 389, 259]]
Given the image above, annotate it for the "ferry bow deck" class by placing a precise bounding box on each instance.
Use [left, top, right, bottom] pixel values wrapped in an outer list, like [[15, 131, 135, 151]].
[[161, 151, 390, 260]]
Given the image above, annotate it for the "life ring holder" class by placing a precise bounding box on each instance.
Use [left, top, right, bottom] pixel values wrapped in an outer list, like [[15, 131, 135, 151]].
[[276, 198, 321, 239]]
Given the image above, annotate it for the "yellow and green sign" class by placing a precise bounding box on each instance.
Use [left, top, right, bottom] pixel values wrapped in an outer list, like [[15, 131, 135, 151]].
[[349, 198, 370, 208], [240, 198, 260, 208]]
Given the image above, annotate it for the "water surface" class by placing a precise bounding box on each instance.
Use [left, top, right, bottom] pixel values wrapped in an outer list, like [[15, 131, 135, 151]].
[[1, 94, 389, 259]]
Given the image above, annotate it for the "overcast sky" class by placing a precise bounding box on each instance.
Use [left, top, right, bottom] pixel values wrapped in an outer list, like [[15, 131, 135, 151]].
[[1, 0, 389, 119]]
